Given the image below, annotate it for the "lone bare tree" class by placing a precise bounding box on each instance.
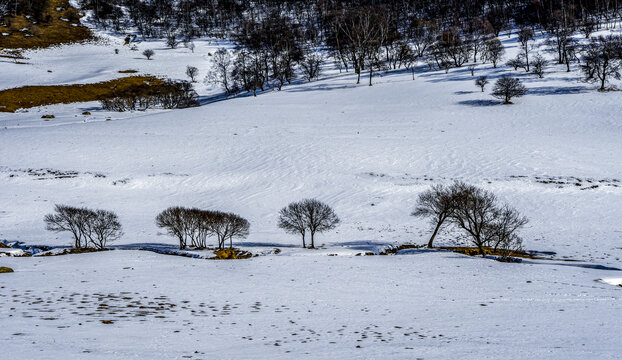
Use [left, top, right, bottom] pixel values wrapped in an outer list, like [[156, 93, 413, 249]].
[[186, 65, 199, 82], [475, 75, 489, 92], [491, 76, 527, 104], [412, 183, 459, 248], [142, 49, 154, 60]]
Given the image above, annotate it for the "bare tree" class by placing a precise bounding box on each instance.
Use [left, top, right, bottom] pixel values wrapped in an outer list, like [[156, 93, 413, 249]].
[[83, 210, 123, 249], [518, 27, 534, 71], [278, 202, 308, 248], [186, 65, 199, 82], [411, 183, 459, 248], [581, 35, 622, 91], [475, 75, 489, 92], [142, 49, 154, 60], [45, 205, 122, 249], [483, 38, 504, 68], [468, 64, 476, 76], [449, 182, 498, 256], [187, 42, 195, 53], [166, 33, 178, 49], [531, 53, 547, 78], [156, 207, 189, 249], [491, 76, 527, 104], [300, 51, 323, 82], [44, 205, 91, 249], [225, 213, 250, 248], [300, 199, 340, 248], [506, 56, 526, 71], [207, 48, 235, 93], [488, 205, 528, 252]]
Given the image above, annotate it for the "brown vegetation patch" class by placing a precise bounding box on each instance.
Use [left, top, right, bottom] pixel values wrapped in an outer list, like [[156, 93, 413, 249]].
[[0, 0, 93, 50], [0, 266, 14, 273], [118, 70, 138, 74], [212, 248, 252, 260], [0, 242, 10, 248], [0, 76, 164, 112]]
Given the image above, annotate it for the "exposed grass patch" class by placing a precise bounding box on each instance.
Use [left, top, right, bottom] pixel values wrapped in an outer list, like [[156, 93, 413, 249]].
[[212, 248, 252, 260], [0, 76, 164, 112], [0, 266, 14, 273], [0, 0, 92, 50]]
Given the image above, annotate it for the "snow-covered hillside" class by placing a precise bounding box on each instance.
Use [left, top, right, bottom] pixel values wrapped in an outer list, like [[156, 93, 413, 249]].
[[1, 27, 621, 359]]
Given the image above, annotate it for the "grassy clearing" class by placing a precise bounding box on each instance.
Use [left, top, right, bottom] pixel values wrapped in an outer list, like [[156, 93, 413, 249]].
[[0, 76, 164, 112], [0, 0, 92, 50]]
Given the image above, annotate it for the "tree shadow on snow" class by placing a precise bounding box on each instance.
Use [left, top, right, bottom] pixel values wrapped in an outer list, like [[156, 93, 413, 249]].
[[457, 99, 500, 107], [527, 85, 589, 96], [237, 242, 300, 248]]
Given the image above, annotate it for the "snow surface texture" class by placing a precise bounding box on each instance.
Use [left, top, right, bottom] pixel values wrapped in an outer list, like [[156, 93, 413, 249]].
[[0, 28, 621, 359], [2, 251, 622, 359]]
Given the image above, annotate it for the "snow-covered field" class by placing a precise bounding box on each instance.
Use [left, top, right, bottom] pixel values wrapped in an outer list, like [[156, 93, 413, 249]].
[[1, 28, 621, 359]]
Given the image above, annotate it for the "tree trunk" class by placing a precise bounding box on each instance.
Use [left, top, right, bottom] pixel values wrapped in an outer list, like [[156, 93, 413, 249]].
[[301, 232, 306, 248], [427, 220, 444, 248], [369, 67, 373, 86], [309, 232, 315, 249]]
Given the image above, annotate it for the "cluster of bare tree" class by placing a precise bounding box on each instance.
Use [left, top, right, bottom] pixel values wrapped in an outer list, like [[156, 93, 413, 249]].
[[100, 79, 199, 111], [277, 199, 340, 249], [44, 204, 123, 249], [206, 13, 323, 96], [63, 1, 622, 87], [156, 207, 249, 250], [413, 182, 528, 259]]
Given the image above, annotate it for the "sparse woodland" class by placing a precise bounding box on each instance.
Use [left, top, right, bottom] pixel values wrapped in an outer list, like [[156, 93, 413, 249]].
[[53, 0, 622, 95]]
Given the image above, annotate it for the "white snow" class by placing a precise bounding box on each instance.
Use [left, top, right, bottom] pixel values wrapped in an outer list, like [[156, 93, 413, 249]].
[[0, 27, 621, 359]]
